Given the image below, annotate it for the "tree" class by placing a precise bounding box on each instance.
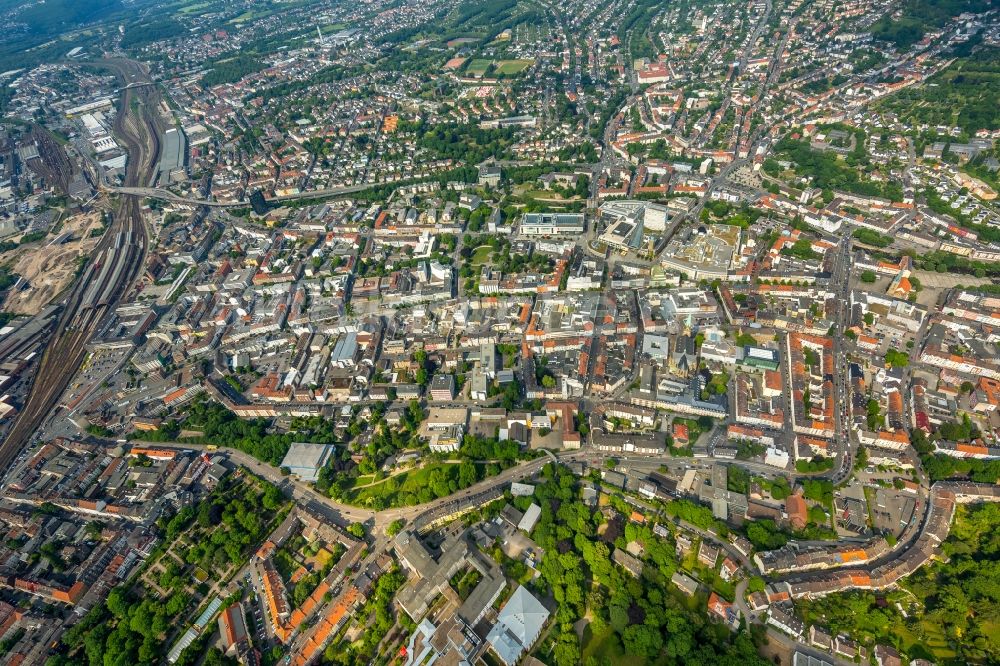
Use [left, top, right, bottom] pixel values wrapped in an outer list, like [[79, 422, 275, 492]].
[[261, 482, 283, 511], [884, 348, 909, 368], [347, 523, 366, 539], [106, 588, 130, 619], [457, 460, 478, 488], [385, 519, 405, 537], [860, 269, 877, 283]]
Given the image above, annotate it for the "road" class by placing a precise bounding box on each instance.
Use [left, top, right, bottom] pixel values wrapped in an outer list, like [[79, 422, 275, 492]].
[[133, 439, 567, 531]]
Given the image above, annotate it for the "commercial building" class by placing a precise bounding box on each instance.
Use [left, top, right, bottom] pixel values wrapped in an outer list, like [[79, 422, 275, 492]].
[[279, 442, 335, 482], [156, 127, 188, 185], [429, 374, 456, 401], [486, 585, 550, 665], [519, 212, 585, 237], [660, 224, 741, 280]]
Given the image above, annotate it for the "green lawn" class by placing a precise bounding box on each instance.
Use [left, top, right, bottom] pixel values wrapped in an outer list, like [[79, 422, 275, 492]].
[[581, 624, 637, 666], [466, 59, 493, 75], [495, 59, 533, 74], [470, 245, 494, 265], [346, 463, 461, 507]]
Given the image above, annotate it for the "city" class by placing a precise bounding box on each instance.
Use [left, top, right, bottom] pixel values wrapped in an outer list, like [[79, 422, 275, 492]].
[[0, 0, 998, 664]]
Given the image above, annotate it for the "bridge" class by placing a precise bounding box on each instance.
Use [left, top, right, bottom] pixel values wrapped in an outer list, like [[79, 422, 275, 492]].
[[108, 181, 386, 208]]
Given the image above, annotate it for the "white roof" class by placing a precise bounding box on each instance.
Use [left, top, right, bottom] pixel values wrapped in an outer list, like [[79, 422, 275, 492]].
[[487, 585, 550, 665], [280, 442, 334, 475], [517, 503, 541, 533]]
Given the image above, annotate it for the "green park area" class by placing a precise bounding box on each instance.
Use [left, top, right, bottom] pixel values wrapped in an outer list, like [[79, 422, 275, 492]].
[[470, 244, 494, 265]]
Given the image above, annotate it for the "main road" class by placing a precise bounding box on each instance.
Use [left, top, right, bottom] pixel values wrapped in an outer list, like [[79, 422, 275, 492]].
[[0, 58, 159, 475], [134, 439, 566, 531]]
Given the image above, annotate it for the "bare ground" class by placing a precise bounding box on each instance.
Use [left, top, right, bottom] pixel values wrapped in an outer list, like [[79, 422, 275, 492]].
[[1, 211, 103, 315]]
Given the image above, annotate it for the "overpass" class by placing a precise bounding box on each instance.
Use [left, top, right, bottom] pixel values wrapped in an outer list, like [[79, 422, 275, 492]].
[[108, 181, 384, 208]]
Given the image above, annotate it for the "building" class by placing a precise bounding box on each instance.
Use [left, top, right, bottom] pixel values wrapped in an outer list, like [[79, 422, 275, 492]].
[[660, 224, 741, 280], [793, 653, 832, 666], [519, 212, 585, 237], [156, 127, 188, 184], [671, 571, 700, 596], [612, 548, 644, 578], [279, 442, 335, 482], [429, 374, 456, 401], [479, 165, 502, 187], [786, 492, 808, 531], [486, 585, 550, 666], [218, 602, 249, 656], [518, 503, 541, 533], [740, 346, 780, 371]]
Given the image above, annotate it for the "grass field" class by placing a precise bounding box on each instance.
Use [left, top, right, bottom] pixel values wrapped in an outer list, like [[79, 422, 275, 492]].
[[495, 59, 533, 74], [346, 463, 465, 507], [581, 624, 636, 666], [466, 59, 493, 75], [178, 1, 210, 13], [470, 245, 494, 265]]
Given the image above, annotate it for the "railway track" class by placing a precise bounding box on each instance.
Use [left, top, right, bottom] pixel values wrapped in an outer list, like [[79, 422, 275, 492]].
[[0, 59, 159, 474]]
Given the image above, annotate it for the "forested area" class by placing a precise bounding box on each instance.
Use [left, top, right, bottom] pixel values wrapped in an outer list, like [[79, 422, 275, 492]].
[[871, 0, 991, 48], [852, 228, 893, 248], [524, 464, 769, 665], [409, 122, 518, 164], [797, 502, 1000, 664], [0, 0, 120, 72], [120, 16, 187, 49], [451, 0, 518, 31]]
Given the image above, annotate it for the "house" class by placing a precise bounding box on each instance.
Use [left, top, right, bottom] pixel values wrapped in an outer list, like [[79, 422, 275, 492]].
[[874, 644, 903, 666], [518, 504, 542, 533], [698, 541, 720, 568], [767, 606, 805, 638], [707, 592, 740, 630], [671, 572, 700, 596], [218, 602, 249, 656], [785, 492, 808, 531], [719, 557, 740, 582], [673, 423, 690, 447], [612, 549, 644, 578]]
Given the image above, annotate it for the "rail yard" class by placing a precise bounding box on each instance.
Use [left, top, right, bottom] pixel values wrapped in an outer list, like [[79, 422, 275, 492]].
[[0, 59, 157, 470]]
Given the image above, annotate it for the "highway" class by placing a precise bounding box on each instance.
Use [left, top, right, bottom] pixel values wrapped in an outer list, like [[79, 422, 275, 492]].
[[0, 58, 158, 476]]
